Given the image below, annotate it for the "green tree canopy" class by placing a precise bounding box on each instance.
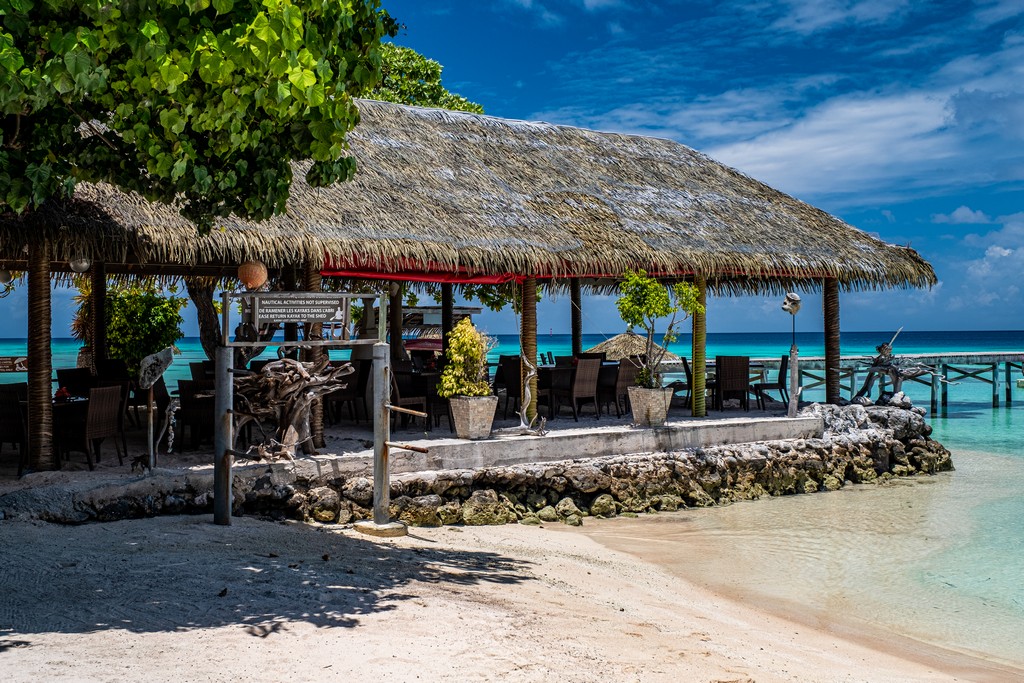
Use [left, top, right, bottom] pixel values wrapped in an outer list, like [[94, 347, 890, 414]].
[[369, 43, 482, 114], [1, 0, 396, 230]]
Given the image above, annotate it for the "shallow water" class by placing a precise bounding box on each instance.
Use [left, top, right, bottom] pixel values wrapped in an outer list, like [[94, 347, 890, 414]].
[[582, 403, 1024, 669]]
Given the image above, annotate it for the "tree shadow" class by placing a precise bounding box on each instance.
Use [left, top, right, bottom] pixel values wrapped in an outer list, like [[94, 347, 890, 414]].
[[0, 516, 533, 641]]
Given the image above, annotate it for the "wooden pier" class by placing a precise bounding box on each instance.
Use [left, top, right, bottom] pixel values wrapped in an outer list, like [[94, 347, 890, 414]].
[[770, 353, 1021, 414], [664, 353, 1024, 415]]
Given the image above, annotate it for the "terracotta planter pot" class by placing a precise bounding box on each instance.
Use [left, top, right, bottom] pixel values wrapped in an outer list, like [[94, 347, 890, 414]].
[[449, 395, 498, 440], [627, 386, 674, 427]]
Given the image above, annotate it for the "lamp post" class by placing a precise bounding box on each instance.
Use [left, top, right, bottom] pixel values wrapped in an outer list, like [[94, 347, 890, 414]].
[[782, 293, 801, 418]]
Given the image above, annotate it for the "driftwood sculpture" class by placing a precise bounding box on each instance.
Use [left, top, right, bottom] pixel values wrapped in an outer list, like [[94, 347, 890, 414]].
[[492, 354, 548, 437], [853, 329, 949, 404], [233, 355, 353, 459]]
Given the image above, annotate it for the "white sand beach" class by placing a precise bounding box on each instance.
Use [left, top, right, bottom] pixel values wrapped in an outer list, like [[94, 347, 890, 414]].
[[3, 514, 1018, 682]]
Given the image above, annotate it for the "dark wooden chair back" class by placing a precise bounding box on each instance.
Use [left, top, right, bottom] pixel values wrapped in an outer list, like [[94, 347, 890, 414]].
[[56, 367, 95, 398], [499, 356, 522, 401], [576, 352, 606, 362], [554, 355, 575, 367], [0, 384, 27, 462]]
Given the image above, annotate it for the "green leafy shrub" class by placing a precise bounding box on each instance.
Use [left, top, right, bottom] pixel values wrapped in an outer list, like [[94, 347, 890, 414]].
[[436, 318, 493, 398], [616, 270, 704, 388], [106, 282, 186, 373]]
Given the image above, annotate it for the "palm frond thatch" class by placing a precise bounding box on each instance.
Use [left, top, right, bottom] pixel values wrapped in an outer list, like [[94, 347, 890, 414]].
[[0, 100, 936, 294], [584, 331, 680, 362]]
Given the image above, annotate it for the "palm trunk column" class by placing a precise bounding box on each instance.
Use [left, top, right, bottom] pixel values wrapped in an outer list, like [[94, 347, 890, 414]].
[[522, 278, 538, 421], [27, 239, 55, 471], [441, 283, 454, 360], [90, 261, 106, 370], [823, 278, 841, 404], [691, 277, 707, 418], [570, 277, 582, 356], [302, 263, 325, 449]]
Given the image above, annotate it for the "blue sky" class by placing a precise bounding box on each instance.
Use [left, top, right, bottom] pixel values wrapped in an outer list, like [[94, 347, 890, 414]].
[[9, 0, 1023, 339], [381, 0, 1023, 336]]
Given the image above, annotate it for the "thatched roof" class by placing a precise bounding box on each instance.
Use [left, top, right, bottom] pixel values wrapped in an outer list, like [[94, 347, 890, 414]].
[[584, 331, 680, 362], [0, 99, 936, 292]]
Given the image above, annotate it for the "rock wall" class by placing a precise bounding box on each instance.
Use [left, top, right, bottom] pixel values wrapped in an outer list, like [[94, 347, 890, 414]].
[[1, 405, 952, 525]]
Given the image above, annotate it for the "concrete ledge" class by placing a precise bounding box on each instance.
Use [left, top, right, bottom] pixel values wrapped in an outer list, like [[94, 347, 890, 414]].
[[294, 415, 824, 480]]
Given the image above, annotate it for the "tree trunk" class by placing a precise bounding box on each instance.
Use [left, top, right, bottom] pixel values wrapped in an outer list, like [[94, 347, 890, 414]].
[[27, 239, 54, 471], [186, 277, 221, 361], [441, 283, 454, 361], [522, 278, 538, 421], [823, 277, 841, 404], [90, 262, 107, 370], [691, 276, 707, 417], [570, 277, 582, 356], [389, 282, 406, 362], [302, 263, 325, 449]]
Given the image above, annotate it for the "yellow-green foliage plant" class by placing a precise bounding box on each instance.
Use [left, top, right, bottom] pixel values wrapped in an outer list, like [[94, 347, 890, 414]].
[[437, 318, 493, 398]]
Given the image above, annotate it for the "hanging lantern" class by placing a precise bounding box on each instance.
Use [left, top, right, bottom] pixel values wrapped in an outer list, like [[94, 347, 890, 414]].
[[0, 269, 11, 285], [68, 255, 91, 273], [238, 260, 268, 290]]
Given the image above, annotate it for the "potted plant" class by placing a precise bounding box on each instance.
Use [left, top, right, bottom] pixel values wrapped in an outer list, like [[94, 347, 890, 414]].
[[616, 270, 704, 426], [436, 318, 498, 439]]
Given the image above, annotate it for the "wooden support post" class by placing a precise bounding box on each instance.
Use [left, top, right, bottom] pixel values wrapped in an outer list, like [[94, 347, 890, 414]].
[[27, 239, 55, 471], [90, 261, 107, 370], [213, 344, 234, 525], [930, 371, 939, 416], [1007, 362, 1013, 405], [302, 263, 325, 449], [691, 277, 707, 418], [941, 364, 949, 413], [570, 277, 582, 357], [282, 265, 298, 354], [992, 362, 999, 408], [441, 283, 454, 360], [522, 278, 538, 421], [389, 282, 404, 363], [823, 278, 841, 404]]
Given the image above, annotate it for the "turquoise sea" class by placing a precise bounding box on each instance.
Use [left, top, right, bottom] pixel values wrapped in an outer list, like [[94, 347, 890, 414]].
[[2, 329, 1023, 667]]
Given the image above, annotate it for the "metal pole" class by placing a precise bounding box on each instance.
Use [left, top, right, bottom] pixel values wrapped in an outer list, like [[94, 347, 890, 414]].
[[372, 342, 391, 525], [147, 386, 155, 471], [786, 315, 802, 417], [213, 344, 234, 525]]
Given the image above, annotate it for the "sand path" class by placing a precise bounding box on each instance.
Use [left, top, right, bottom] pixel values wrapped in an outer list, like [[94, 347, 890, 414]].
[[0, 515, 1009, 682]]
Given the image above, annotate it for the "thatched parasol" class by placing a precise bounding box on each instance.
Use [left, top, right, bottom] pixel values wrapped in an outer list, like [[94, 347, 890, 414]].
[[0, 100, 936, 294], [584, 331, 680, 362]]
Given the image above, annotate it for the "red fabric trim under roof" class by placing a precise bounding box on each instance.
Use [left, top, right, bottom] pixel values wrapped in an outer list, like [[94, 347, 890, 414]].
[[320, 256, 824, 283]]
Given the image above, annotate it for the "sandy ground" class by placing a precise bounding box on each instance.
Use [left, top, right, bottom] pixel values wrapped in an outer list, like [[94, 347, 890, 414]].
[[3, 515, 1018, 682]]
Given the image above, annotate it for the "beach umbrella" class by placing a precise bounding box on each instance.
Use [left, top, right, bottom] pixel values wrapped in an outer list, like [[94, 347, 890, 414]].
[[584, 331, 680, 362]]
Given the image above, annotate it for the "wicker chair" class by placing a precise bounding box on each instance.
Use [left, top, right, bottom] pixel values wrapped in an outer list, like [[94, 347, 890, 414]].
[[325, 360, 371, 424], [713, 356, 752, 411], [390, 373, 428, 430], [177, 379, 215, 449], [56, 367, 95, 399], [0, 383, 27, 474], [598, 359, 640, 417], [551, 358, 601, 421], [60, 385, 124, 469], [752, 355, 789, 410]]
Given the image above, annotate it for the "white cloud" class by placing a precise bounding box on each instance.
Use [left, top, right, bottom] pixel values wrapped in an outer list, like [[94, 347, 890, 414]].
[[932, 206, 993, 224], [705, 90, 952, 202], [766, 0, 915, 35]]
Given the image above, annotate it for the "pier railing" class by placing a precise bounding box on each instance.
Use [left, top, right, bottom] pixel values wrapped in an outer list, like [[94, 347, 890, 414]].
[[663, 352, 1024, 415]]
